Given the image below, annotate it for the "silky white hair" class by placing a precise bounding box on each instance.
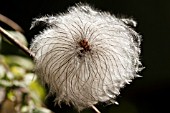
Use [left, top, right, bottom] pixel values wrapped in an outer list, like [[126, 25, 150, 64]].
[[30, 4, 143, 111]]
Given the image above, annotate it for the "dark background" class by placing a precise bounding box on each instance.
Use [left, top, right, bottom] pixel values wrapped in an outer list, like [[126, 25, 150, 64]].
[[1, 0, 170, 113]]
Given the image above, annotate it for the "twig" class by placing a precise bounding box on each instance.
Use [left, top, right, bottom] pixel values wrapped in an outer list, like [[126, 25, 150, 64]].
[[91, 105, 101, 113], [0, 14, 24, 33], [0, 26, 34, 58]]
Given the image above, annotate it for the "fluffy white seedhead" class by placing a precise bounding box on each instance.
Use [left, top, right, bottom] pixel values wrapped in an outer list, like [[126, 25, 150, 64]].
[[30, 4, 143, 111]]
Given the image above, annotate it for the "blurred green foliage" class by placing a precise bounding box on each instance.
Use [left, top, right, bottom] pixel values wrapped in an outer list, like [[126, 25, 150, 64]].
[[0, 30, 53, 113]]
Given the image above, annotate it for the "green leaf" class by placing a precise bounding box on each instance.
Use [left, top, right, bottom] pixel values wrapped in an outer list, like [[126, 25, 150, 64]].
[[32, 107, 52, 113], [0, 65, 6, 78], [4, 55, 34, 71], [7, 31, 28, 47], [29, 80, 46, 102], [21, 105, 29, 113], [11, 66, 26, 79], [7, 90, 15, 101], [0, 79, 13, 87]]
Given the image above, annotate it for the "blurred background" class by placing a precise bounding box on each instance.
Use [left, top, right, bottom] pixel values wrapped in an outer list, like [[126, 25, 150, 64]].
[[0, 0, 170, 113]]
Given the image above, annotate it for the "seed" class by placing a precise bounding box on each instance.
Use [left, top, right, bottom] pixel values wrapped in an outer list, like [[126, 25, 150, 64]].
[[30, 3, 143, 112]]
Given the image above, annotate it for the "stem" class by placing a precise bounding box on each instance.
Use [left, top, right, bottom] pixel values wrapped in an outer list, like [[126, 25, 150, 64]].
[[91, 105, 101, 113], [0, 26, 34, 58], [0, 14, 24, 32]]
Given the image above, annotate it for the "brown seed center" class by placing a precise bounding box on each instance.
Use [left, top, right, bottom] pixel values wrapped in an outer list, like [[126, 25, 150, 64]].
[[79, 39, 90, 52]]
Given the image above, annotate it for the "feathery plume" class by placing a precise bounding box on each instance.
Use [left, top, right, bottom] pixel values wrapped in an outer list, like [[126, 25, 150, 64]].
[[30, 4, 143, 112]]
